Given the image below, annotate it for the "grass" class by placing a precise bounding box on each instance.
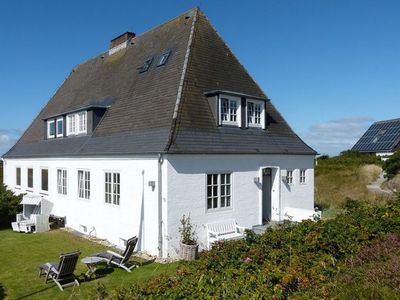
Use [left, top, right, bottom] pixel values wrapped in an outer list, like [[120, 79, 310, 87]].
[[0, 229, 177, 300], [315, 151, 390, 212]]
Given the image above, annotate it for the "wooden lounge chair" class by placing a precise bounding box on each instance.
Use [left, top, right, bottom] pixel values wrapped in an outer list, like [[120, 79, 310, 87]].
[[92, 236, 138, 272], [39, 250, 81, 291]]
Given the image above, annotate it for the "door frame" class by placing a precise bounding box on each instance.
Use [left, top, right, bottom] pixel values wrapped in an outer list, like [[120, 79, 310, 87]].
[[258, 166, 281, 223]]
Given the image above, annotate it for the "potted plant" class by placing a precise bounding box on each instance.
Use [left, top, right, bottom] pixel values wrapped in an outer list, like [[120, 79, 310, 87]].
[[179, 214, 198, 261]]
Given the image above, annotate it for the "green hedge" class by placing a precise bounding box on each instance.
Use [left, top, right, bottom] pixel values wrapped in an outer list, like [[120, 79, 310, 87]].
[[0, 184, 22, 229], [93, 196, 400, 299], [383, 150, 400, 179]]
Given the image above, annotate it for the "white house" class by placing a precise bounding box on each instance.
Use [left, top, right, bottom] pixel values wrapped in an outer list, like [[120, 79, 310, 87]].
[[2, 8, 316, 257]]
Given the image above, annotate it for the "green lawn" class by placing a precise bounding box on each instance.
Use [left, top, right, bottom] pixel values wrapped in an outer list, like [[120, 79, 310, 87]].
[[0, 229, 177, 299]]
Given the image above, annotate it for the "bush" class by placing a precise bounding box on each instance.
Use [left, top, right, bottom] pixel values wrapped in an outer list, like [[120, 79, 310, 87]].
[[93, 196, 400, 299], [0, 184, 22, 229], [383, 150, 400, 179]]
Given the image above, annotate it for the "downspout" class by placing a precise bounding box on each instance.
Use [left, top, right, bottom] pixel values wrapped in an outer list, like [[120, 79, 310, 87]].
[[158, 153, 164, 257]]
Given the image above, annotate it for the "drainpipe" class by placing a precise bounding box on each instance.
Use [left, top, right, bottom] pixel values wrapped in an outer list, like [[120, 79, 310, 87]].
[[158, 153, 164, 257]]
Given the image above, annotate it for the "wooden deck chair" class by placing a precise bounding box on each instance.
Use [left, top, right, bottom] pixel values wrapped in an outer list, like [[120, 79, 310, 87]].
[[92, 236, 138, 272], [39, 250, 81, 291]]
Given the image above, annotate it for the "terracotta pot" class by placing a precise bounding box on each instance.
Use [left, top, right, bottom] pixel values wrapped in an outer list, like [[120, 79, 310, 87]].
[[179, 242, 198, 261]]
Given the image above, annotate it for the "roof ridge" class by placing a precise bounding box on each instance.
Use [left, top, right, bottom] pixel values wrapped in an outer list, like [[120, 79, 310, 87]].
[[373, 118, 400, 124], [164, 7, 199, 152]]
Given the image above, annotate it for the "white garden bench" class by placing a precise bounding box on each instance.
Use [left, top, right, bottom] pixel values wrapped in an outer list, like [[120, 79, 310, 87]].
[[206, 219, 247, 249]]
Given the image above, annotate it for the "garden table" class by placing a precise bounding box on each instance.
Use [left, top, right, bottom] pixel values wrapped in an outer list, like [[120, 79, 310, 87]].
[[81, 256, 103, 278]]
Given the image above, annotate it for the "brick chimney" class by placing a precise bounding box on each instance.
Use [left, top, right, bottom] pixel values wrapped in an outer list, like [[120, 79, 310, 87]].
[[109, 32, 135, 55]]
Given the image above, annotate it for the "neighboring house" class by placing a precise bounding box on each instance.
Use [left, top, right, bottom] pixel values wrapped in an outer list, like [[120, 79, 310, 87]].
[[352, 118, 400, 157], [2, 8, 316, 257]]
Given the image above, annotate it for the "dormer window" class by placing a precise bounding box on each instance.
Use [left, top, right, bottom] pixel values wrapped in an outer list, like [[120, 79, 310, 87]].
[[246, 99, 265, 128], [47, 120, 55, 139], [67, 111, 87, 136], [219, 95, 241, 126]]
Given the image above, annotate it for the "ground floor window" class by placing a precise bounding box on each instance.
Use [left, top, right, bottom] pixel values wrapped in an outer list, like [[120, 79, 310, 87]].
[[57, 169, 67, 195], [286, 170, 293, 184], [16, 167, 21, 186], [78, 170, 90, 199], [207, 173, 231, 210], [105, 172, 120, 205], [41, 169, 48, 192], [300, 169, 306, 184]]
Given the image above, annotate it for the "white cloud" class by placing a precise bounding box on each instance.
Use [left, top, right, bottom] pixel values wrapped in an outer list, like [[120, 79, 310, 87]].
[[0, 129, 22, 156], [299, 116, 374, 156]]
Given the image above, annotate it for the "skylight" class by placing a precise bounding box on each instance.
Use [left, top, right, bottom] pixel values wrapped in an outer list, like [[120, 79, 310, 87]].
[[157, 50, 171, 67], [138, 57, 154, 73]]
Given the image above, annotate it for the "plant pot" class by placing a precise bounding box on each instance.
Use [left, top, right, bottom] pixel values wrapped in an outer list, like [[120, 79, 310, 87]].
[[179, 242, 198, 261]]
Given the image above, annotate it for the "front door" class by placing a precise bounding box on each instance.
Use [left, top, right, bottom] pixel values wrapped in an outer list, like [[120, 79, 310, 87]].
[[262, 168, 272, 223]]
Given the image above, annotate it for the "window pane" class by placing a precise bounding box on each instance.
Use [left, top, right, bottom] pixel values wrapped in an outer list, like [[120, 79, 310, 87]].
[[226, 196, 231, 207], [49, 122, 55, 136], [57, 119, 63, 135], [27, 168, 33, 188], [207, 198, 212, 209], [41, 169, 48, 191], [16, 168, 21, 186], [213, 197, 218, 208]]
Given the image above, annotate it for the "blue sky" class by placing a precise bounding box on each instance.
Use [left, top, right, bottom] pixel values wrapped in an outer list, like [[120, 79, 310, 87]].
[[0, 0, 399, 156]]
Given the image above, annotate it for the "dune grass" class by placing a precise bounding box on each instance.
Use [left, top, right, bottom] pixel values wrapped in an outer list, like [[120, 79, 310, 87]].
[[0, 229, 177, 300]]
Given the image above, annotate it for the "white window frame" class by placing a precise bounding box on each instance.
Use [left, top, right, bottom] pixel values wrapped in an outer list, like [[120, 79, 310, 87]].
[[56, 117, 64, 137], [246, 99, 265, 129], [219, 95, 241, 127], [286, 170, 294, 185], [27, 168, 34, 190], [78, 170, 90, 199], [206, 173, 232, 211], [300, 169, 306, 184], [40, 168, 49, 193], [67, 114, 76, 136], [105, 171, 120, 206], [47, 119, 55, 139], [77, 111, 87, 134], [16, 167, 21, 187], [57, 169, 67, 195]]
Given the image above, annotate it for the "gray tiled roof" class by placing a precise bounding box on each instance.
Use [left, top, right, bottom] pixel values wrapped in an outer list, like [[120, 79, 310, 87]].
[[4, 8, 316, 158]]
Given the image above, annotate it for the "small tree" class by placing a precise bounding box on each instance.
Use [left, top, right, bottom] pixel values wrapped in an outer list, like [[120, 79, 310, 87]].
[[179, 214, 197, 245], [0, 184, 22, 228]]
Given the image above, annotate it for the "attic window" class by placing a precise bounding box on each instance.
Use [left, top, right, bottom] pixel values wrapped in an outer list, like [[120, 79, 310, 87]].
[[47, 120, 55, 139], [157, 50, 171, 67], [219, 95, 241, 127], [138, 57, 154, 73]]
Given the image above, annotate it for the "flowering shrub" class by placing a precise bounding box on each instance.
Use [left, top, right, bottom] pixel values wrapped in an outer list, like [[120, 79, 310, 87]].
[[93, 196, 400, 299]]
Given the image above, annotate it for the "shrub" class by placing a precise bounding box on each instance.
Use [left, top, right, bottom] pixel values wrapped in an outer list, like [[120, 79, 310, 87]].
[[179, 214, 197, 245], [0, 184, 22, 229], [93, 196, 400, 299], [383, 150, 400, 179]]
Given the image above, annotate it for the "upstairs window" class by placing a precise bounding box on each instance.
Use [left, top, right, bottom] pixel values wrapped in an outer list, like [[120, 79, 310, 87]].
[[47, 120, 55, 139], [138, 57, 154, 73], [220, 96, 240, 126], [246, 99, 265, 128], [67, 111, 87, 136], [157, 50, 171, 67], [56, 118, 63, 137], [41, 169, 48, 192]]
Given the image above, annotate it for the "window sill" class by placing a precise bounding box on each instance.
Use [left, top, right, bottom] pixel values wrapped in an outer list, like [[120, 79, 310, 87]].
[[104, 202, 121, 208], [15, 186, 21, 190], [206, 207, 233, 214], [40, 191, 49, 196]]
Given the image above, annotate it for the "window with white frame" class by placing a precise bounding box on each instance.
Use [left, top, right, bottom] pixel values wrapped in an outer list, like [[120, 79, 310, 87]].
[[57, 169, 67, 195], [27, 168, 33, 189], [220, 96, 240, 125], [67, 111, 87, 136], [67, 114, 76, 135], [47, 120, 55, 138], [78, 170, 90, 199], [77, 111, 87, 133], [300, 169, 306, 184], [207, 173, 232, 210], [16, 167, 21, 186], [105, 172, 120, 205], [56, 118, 63, 137], [286, 170, 293, 185], [247, 99, 265, 128]]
